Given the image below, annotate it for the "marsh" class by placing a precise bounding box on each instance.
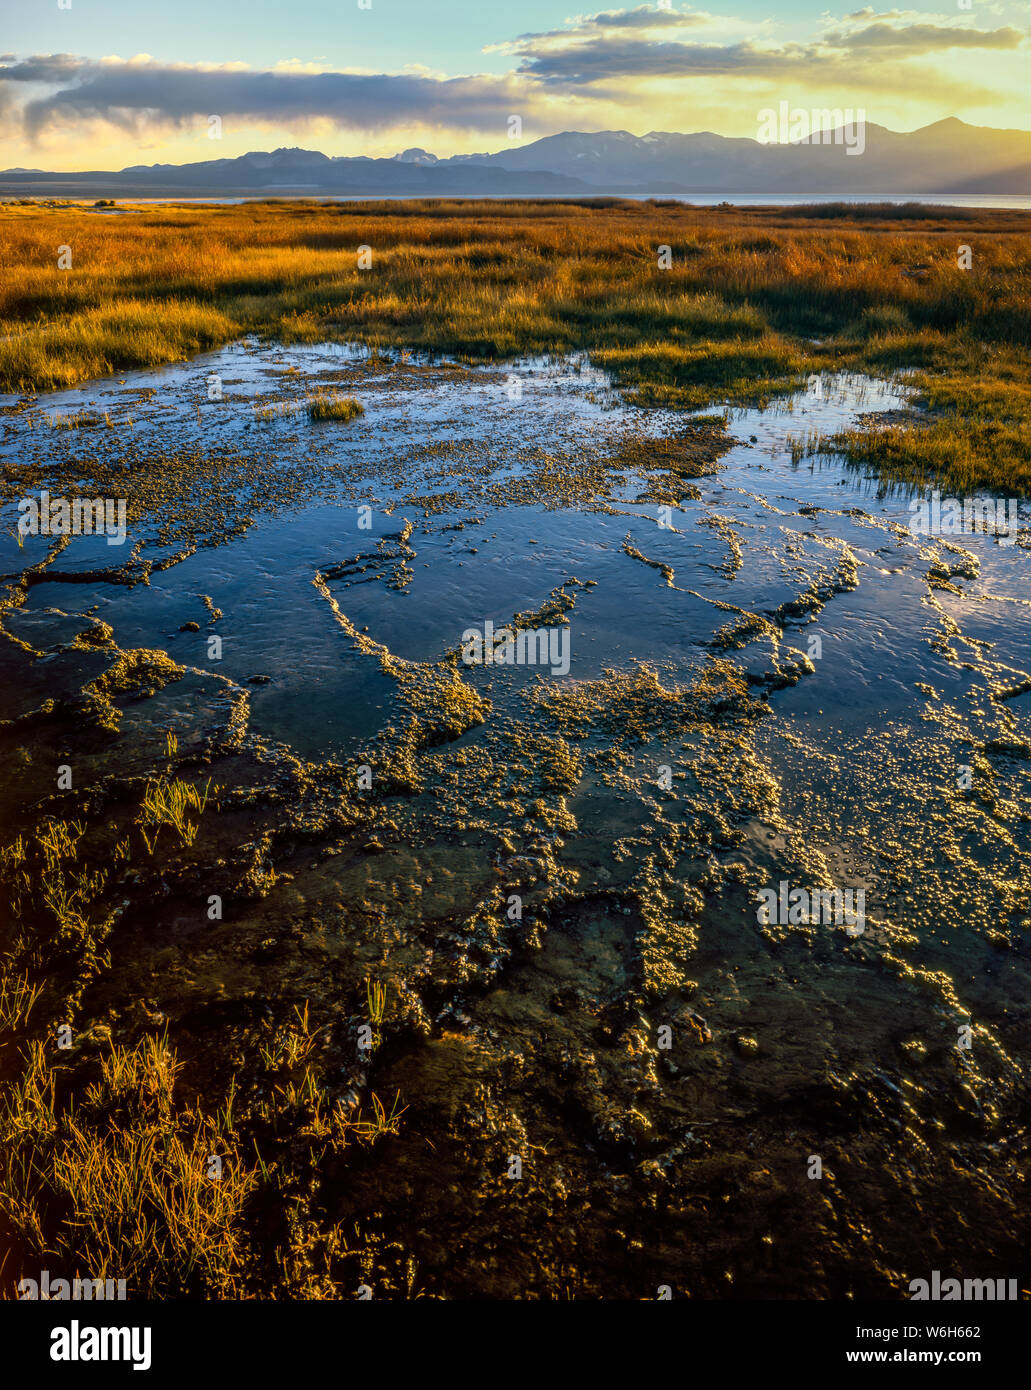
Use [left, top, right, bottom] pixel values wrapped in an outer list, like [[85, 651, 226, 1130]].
[[1, 202, 1030, 1300]]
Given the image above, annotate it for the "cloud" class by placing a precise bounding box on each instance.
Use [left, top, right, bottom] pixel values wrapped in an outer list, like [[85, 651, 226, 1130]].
[[1, 53, 84, 83], [824, 22, 1024, 52], [0, 55, 533, 139], [487, 6, 714, 62], [501, 5, 711, 43], [507, 38, 815, 86], [486, 6, 1031, 91], [499, 9, 1028, 87], [0, 8, 1026, 152], [574, 5, 708, 27]]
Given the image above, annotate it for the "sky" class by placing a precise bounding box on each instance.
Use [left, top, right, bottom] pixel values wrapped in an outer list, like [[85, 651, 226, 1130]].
[[0, 2, 1028, 169]]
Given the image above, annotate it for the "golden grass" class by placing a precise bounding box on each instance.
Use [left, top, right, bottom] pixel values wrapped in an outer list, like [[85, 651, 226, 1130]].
[[0, 1033, 258, 1297], [305, 390, 364, 422], [1, 199, 1029, 486], [0, 819, 114, 1008], [0, 801, 408, 1298], [47, 409, 112, 429], [1, 296, 237, 394], [365, 977, 387, 1026], [0, 957, 407, 1296], [791, 358, 1031, 493], [138, 776, 216, 853], [253, 399, 298, 421]]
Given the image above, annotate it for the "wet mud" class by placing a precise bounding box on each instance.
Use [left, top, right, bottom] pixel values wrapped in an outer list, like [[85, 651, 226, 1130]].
[[1, 347, 1029, 1298]]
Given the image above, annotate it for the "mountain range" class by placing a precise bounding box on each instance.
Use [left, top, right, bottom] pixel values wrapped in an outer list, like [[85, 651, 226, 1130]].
[[2, 119, 1030, 198]]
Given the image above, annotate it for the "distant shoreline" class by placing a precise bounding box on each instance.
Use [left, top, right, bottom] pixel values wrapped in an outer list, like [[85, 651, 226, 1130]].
[[5, 191, 1031, 210]]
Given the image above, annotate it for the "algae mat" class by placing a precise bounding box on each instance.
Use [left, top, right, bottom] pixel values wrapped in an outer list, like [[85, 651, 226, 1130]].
[[1, 344, 1029, 1298]]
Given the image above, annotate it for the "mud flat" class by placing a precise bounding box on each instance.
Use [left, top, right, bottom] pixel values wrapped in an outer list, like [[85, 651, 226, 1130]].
[[1, 346, 1029, 1298]]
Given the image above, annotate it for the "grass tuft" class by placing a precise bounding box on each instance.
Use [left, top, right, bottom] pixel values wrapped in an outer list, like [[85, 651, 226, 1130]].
[[139, 777, 216, 853], [305, 391, 364, 423]]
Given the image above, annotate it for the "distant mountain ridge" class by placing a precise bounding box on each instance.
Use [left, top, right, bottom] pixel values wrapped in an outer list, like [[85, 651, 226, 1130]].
[[3, 119, 1030, 197]]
